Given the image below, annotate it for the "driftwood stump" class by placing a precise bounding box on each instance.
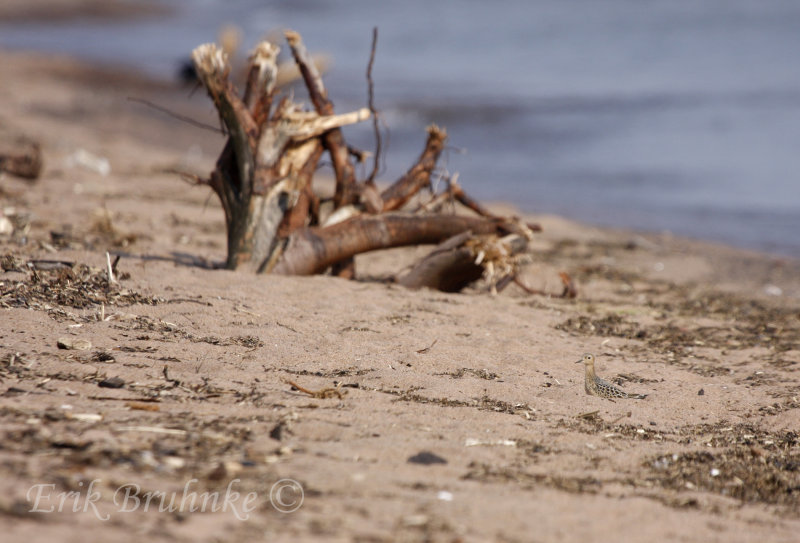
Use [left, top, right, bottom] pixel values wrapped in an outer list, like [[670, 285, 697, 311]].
[[190, 30, 537, 291]]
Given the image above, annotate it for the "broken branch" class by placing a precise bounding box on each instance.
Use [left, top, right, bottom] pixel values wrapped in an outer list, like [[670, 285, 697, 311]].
[[273, 213, 503, 276], [381, 125, 447, 211], [285, 30, 359, 210], [366, 26, 382, 185]]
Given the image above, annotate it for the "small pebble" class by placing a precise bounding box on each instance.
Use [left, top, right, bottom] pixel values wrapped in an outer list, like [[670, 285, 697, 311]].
[[0, 216, 13, 236], [763, 284, 782, 296], [407, 451, 447, 465], [98, 376, 125, 389], [207, 461, 243, 481], [69, 413, 103, 423], [437, 491, 454, 501], [402, 514, 429, 527], [269, 421, 286, 441], [57, 337, 92, 350]]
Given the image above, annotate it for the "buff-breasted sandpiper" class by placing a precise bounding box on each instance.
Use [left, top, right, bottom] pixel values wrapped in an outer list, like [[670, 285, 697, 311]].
[[576, 353, 647, 400]]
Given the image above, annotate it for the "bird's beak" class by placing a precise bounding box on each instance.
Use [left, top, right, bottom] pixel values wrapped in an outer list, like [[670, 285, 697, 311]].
[[575, 359, 582, 364]]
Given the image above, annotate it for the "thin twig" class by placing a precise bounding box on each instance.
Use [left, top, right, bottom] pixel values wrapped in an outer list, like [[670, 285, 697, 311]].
[[609, 411, 631, 425], [366, 27, 382, 184], [348, 145, 371, 163], [284, 379, 346, 399], [451, 182, 498, 219], [513, 276, 546, 295], [416, 338, 438, 354], [105, 252, 117, 284], [116, 426, 187, 435], [88, 396, 161, 402], [163, 168, 210, 187], [127, 97, 224, 134], [559, 271, 578, 298]]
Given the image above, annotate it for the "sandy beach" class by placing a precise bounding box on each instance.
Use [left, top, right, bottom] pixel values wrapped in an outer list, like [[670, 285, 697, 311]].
[[1, 25, 800, 543]]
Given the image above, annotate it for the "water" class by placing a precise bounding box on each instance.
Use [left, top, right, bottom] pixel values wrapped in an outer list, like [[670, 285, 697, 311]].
[[3, 0, 800, 256]]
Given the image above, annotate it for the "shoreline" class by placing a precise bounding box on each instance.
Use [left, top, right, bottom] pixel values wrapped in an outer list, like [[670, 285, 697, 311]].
[[3, 40, 796, 261], [2, 1, 799, 260], [1, 46, 799, 542], [2, 43, 797, 267]]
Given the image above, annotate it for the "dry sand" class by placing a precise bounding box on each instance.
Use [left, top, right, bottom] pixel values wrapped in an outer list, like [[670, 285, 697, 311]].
[[1, 41, 799, 543]]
